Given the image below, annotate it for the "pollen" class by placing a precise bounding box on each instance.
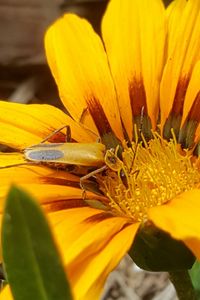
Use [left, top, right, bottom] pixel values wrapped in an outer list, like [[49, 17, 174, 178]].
[[97, 133, 200, 222]]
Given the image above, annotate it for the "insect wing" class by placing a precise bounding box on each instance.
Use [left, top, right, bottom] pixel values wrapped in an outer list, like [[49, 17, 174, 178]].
[[24, 143, 106, 167]]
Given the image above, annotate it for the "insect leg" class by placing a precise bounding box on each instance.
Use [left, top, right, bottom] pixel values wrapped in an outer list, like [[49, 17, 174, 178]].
[[79, 107, 88, 124], [139, 105, 145, 133], [0, 161, 40, 169], [66, 125, 71, 142], [80, 165, 107, 185], [39, 125, 71, 144], [80, 165, 107, 195], [78, 107, 101, 140]]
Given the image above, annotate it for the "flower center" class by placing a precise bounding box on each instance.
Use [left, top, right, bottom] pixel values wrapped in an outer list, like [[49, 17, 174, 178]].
[[97, 133, 200, 222]]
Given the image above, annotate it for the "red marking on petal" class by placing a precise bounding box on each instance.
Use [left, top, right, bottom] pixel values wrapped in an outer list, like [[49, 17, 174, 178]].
[[44, 199, 86, 212], [47, 127, 76, 143], [48, 132, 66, 143], [172, 77, 189, 115], [86, 97, 113, 136], [84, 211, 114, 223], [187, 92, 200, 122], [129, 79, 147, 117], [42, 177, 80, 189]]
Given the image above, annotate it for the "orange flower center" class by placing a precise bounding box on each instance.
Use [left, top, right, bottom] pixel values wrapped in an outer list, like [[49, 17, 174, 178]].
[[97, 133, 200, 222]]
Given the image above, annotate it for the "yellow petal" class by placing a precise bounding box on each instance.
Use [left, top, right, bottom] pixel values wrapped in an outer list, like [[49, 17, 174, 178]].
[[165, 0, 187, 52], [45, 14, 124, 141], [49, 208, 139, 299], [0, 163, 107, 215], [102, 0, 165, 137], [0, 165, 79, 185], [0, 211, 138, 300], [0, 153, 25, 168], [0, 101, 95, 149], [0, 286, 12, 300], [160, 0, 200, 127], [71, 223, 138, 300], [148, 189, 200, 259], [181, 60, 200, 127], [0, 165, 84, 210]]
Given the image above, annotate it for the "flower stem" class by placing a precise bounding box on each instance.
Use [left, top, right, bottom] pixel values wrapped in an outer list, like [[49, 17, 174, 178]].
[[169, 270, 197, 300]]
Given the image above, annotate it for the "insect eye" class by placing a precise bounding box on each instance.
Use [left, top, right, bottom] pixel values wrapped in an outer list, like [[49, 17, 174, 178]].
[[105, 149, 123, 171], [108, 156, 117, 164]]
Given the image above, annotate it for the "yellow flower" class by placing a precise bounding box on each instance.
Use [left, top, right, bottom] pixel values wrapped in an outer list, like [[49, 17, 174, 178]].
[[1, 0, 200, 299]]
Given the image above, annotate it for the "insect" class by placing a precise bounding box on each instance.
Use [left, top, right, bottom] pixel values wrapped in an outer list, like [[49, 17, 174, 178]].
[[0, 125, 111, 196], [0, 125, 106, 170]]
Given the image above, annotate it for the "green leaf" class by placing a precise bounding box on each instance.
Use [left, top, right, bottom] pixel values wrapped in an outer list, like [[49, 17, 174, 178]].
[[189, 260, 200, 299], [129, 223, 195, 271], [2, 185, 73, 300]]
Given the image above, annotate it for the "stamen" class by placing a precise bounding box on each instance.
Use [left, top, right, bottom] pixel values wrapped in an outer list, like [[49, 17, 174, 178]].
[[98, 133, 200, 222]]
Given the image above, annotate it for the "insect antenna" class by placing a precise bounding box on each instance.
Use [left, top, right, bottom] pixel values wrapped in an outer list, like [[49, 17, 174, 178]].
[[29, 125, 71, 148], [0, 161, 39, 169], [79, 107, 100, 140]]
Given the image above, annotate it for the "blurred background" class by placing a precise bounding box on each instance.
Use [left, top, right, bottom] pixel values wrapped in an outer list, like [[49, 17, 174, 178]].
[[0, 0, 172, 107], [0, 0, 176, 299]]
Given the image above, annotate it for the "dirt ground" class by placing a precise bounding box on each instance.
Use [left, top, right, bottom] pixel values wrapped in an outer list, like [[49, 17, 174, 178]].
[[102, 256, 177, 300]]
